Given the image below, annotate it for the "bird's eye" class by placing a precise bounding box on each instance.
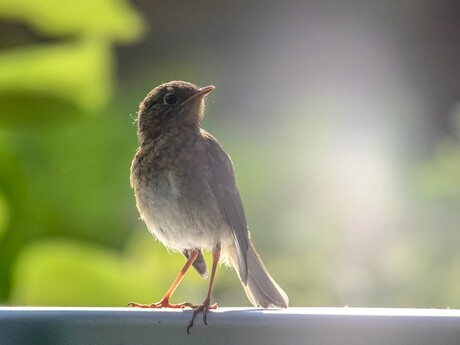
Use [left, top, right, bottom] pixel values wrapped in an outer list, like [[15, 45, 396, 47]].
[[164, 93, 179, 105]]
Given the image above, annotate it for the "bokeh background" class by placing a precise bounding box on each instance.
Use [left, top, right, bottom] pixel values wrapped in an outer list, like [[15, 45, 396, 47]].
[[1, 0, 460, 308]]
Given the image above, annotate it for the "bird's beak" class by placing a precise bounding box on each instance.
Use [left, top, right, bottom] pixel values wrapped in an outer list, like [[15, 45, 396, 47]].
[[182, 85, 215, 105], [197, 85, 215, 97]]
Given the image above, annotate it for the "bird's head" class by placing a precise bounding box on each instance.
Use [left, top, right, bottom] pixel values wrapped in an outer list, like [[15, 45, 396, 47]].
[[136, 81, 214, 142]]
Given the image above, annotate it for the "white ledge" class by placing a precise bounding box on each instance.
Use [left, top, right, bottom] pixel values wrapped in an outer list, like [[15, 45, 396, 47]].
[[1, 307, 460, 345]]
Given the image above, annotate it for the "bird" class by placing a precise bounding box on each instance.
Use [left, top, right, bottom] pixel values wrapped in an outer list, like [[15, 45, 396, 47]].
[[129, 80, 289, 333]]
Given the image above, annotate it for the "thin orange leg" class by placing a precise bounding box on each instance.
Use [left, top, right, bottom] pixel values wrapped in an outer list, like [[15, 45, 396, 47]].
[[128, 249, 199, 309], [187, 244, 221, 334]]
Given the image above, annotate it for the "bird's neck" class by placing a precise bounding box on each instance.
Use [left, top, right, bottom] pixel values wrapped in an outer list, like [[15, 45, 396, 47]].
[[138, 121, 200, 151]]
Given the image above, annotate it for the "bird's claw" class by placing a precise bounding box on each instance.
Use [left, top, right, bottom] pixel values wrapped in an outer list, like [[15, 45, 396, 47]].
[[186, 301, 218, 334], [128, 299, 195, 309]]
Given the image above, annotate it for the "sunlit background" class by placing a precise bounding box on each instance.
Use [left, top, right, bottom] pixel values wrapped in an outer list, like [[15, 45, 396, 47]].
[[1, 0, 460, 308]]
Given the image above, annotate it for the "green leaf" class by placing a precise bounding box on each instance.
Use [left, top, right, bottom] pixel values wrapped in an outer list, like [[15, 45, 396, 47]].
[[0, 0, 145, 42], [0, 39, 112, 112]]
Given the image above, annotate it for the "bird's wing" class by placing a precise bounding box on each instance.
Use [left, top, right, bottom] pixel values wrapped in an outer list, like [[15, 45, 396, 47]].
[[203, 130, 249, 284]]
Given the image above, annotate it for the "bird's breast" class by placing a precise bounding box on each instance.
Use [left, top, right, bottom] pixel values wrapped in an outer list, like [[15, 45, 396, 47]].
[[131, 146, 232, 251]]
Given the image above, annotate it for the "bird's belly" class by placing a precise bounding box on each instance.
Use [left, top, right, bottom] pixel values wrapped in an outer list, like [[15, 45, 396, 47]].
[[134, 173, 232, 251]]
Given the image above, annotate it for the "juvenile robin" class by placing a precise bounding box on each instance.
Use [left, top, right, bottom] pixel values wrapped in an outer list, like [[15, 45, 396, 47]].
[[129, 81, 289, 333]]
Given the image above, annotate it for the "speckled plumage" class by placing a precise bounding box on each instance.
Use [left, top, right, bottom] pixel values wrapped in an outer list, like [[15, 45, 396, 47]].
[[131, 128, 235, 254], [130, 81, 288, 317]]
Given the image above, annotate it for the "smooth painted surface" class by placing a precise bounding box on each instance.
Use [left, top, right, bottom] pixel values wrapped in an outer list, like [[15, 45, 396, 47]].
[[1, 307, 460, 345]]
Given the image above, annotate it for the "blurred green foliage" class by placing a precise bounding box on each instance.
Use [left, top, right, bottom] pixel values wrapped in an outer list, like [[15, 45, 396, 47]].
[[0, 0, 144, 41], [0, 0, 144, 113], [0, 191, 8, 240], [0, 0, 151, 305], [10, 233, 209, 306], [0, 40, 112, 112], [415, 138, 460, 200]]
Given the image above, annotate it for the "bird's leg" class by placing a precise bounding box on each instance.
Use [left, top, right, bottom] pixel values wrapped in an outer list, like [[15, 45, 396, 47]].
[[187, 244, 220, 334], [128, 249, 199, 309]]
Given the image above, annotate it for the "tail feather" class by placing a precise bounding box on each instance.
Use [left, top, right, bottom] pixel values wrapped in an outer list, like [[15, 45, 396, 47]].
[[226, 241, 289, 308]]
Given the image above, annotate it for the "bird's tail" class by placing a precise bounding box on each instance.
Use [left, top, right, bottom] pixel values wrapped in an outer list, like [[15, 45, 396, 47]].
[[225, 241, 289, 308]]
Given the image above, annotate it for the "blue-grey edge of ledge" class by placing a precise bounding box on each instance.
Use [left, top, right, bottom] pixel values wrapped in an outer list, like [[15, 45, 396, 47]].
[[1, 307, 460, 345]]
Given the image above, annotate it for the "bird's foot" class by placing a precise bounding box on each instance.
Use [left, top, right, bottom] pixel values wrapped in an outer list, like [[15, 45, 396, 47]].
[[186, 298, 218, 334], [128, 298, 195, 309]]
